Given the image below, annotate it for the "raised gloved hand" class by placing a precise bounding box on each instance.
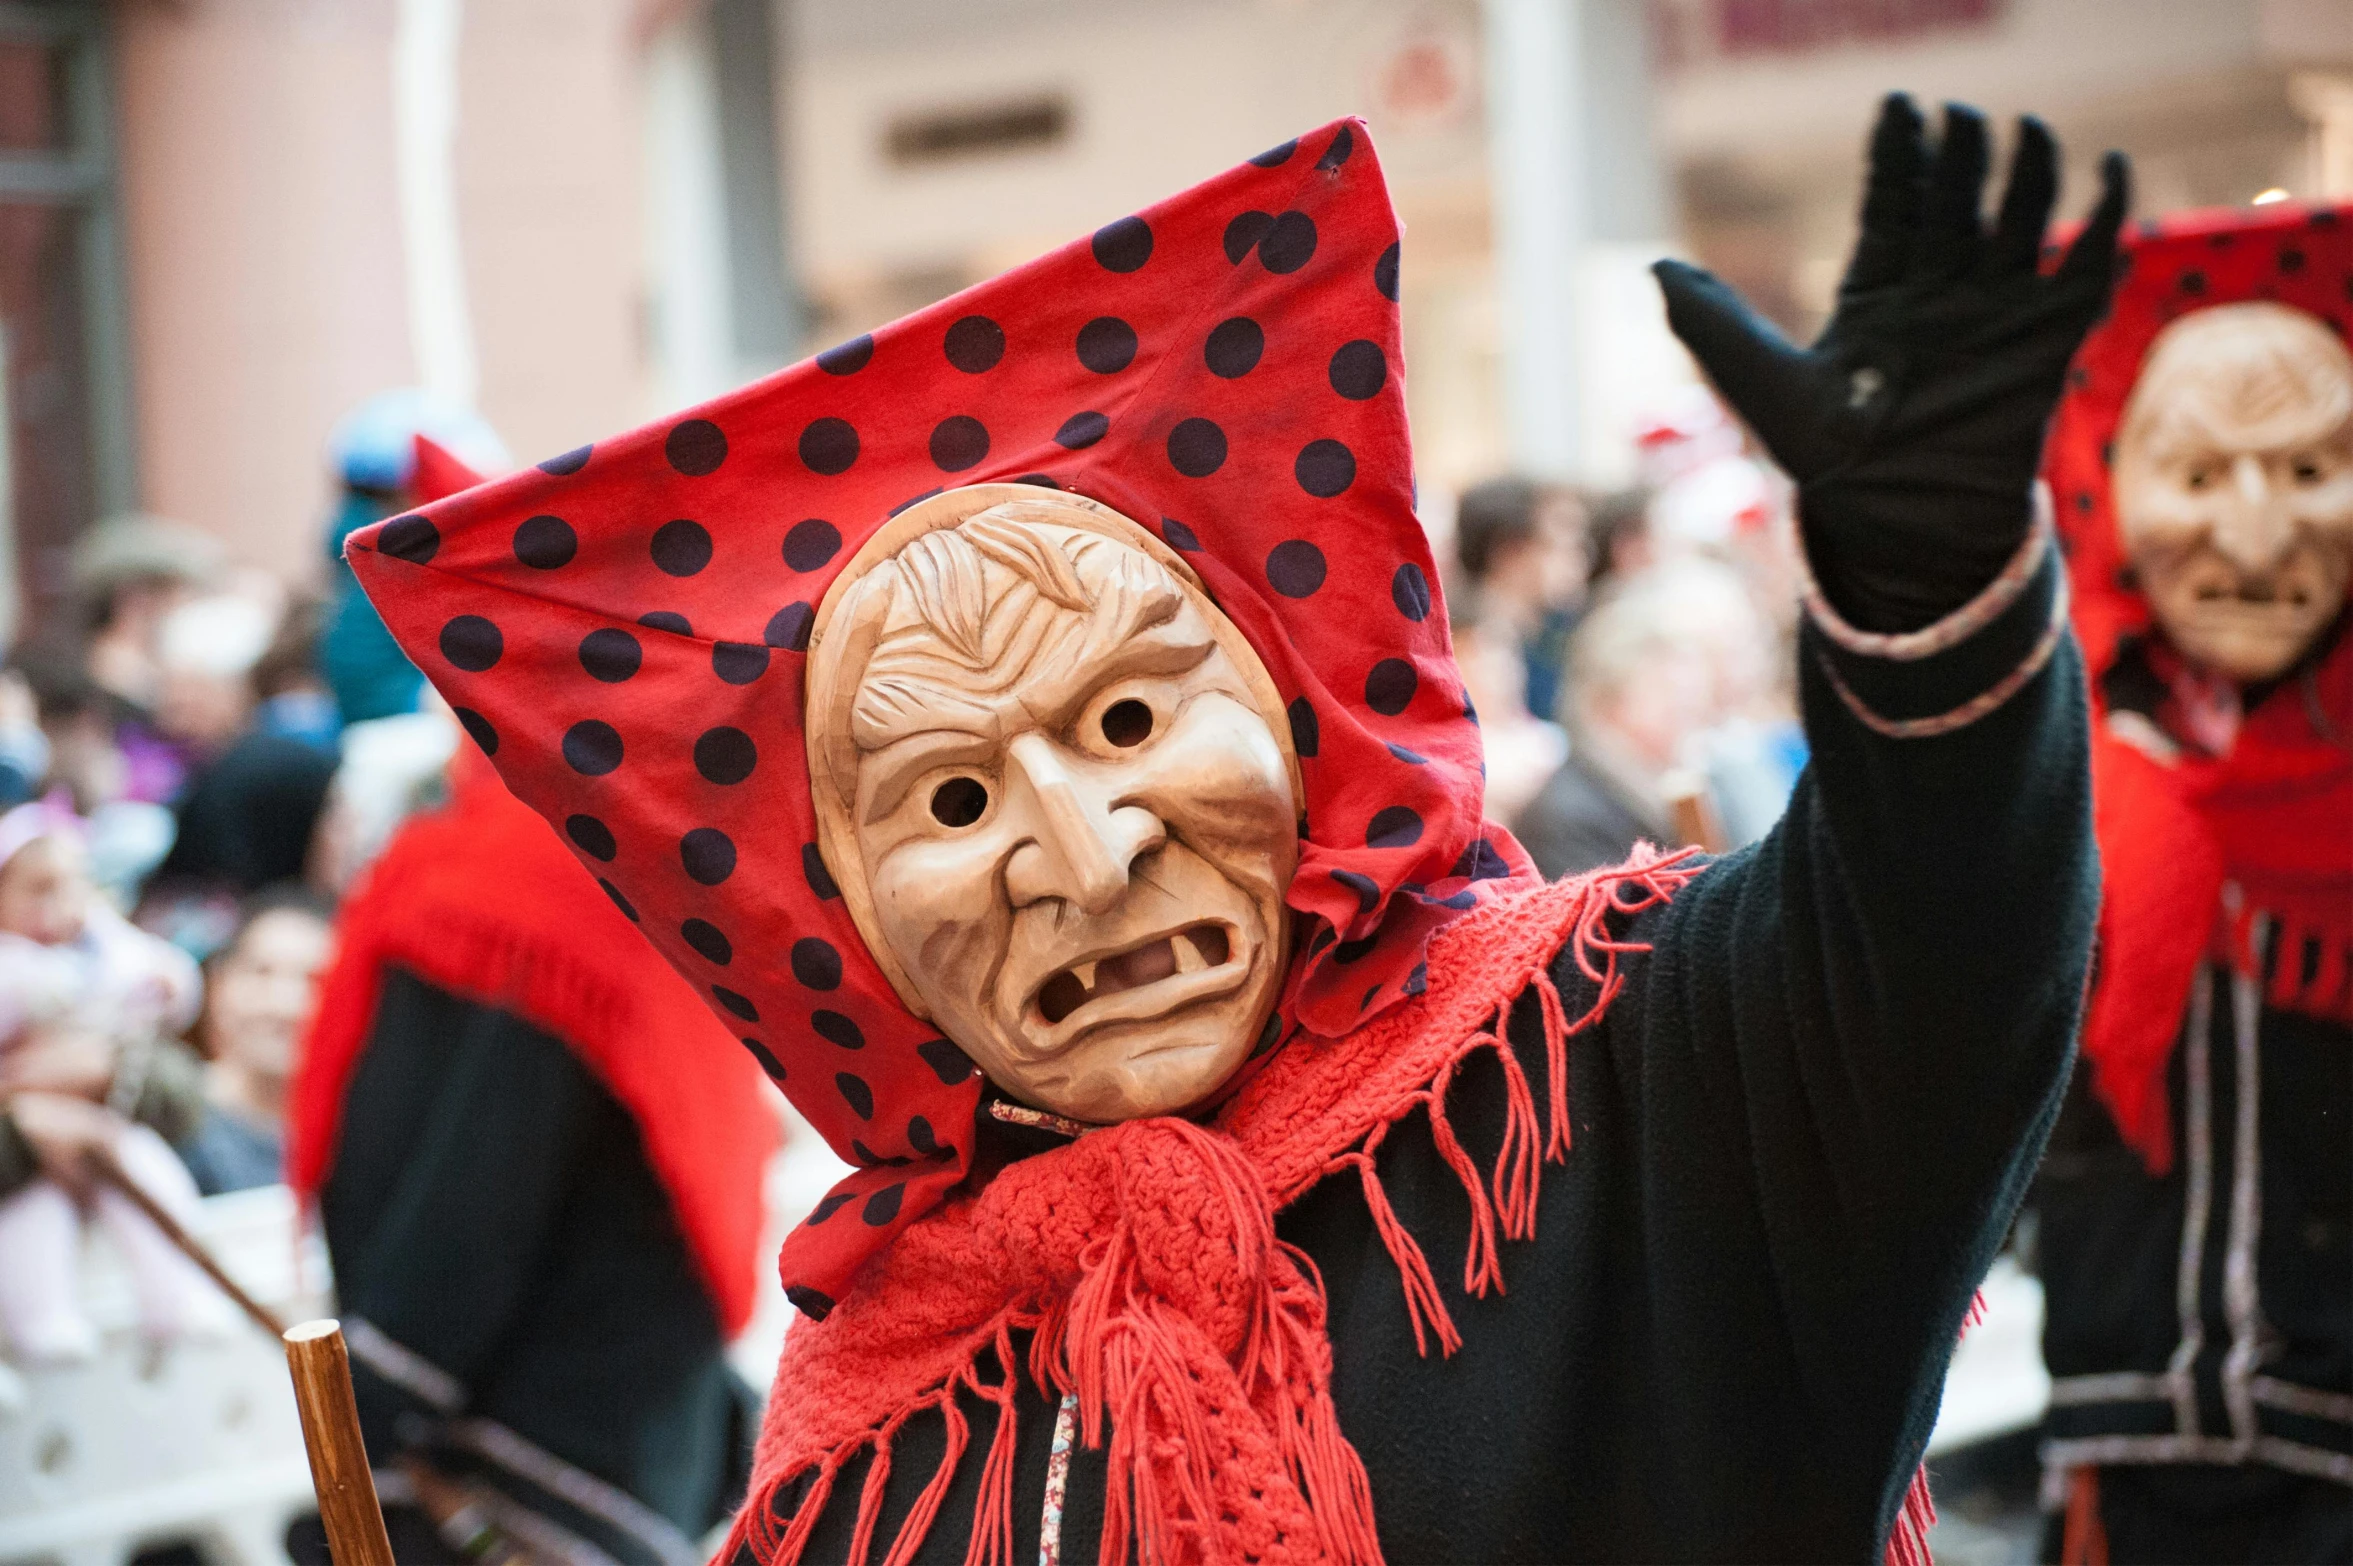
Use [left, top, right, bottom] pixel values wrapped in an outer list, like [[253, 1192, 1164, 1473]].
[[1655, 95, 2129, 632]]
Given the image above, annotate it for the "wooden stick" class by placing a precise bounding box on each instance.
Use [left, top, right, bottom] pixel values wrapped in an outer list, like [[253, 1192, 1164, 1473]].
[[83, 1147, 287, 1337], [284, 1318, 397, 1566]]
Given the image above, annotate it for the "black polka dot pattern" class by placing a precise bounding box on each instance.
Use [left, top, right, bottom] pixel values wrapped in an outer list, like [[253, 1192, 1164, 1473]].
[[803, 843, 840, 900], [680, 827, 736, 885], [563, 720, 623, 775], [1328, 340, 1386, 400], [1265, 540, 1327, 598], [1204, 318, 1263, 378], [784, 520, 841, 571], [599, 879, 638, 920], [1453, 838, 1510, 880], [1161, 518, 1202, 551], [1316, 125, 1354, 171], [1249, 139, 1297, 168], [816, 335, 872, 374], [930, 416, 990, 472], [639, 611, 691, 636], [1331, 868, 1379, 914], [578, 628, 641, 683], [1374, 241, 1401, 302], [379, 515, 440, 564], [1076, 317, 1137, 373], [765, 603, 815, 651], [792, 938, 843, 991], [712, 642, 770, 684], [836, 1071, 875, 1119], [713, 986, 758, 1022], [813, 1010, 864, 1049], [439, 615, 502, 671], [907, 1116, 945, 1157], [1223, 212, 1273, 265], [513, 515, 576, 569], [743, 1038, 787, 1082], [1055, 412, 1109, 449], [565, 814, 617, 861], [682, 918, 732, 965], [1092, 216, 1152, 272], [1287, 697, 1319, 758], [1167, 418, 1227, 477], [666, 419, 727, 476], [1366, 806, 1423, 849], [694, 726, 756, 784], [917, 1038, 976, 1084], [538, 446, 592, 476], [1392, 563, 1432, 621], [1365, 658, 1417, 715], [799, 418, 859, 475], [944, 315, 1006, 372], [863, 1183, 904, 1225], [1259, 212, 1317, 274], [1296, 440, 1356, 497], [1387, 743, 1426, 764], [454, 707, 497, 754], [651, 519, 712, 576]]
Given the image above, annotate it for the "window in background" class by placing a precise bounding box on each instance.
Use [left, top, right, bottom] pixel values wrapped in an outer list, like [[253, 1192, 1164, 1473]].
[[0, 0, 130, 643]]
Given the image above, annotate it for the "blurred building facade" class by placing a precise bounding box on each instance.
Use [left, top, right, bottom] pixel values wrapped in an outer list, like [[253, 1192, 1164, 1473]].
[[0, 0, 2345, 630]]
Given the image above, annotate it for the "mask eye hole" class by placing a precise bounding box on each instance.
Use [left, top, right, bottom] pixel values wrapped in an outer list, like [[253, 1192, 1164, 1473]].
[[1101, 698, 1153, 749], [930, 776, 988, 827], [2291, 455, 2323, 484]]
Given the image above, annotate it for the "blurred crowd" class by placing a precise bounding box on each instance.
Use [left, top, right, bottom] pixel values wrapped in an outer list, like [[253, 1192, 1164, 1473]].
[[1439, 383, 1809, 876], [0, 392, 505, 1404]]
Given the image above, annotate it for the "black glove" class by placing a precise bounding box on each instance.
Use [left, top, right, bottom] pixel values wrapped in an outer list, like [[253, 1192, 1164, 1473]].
[[1655, 95, 2129, 632]]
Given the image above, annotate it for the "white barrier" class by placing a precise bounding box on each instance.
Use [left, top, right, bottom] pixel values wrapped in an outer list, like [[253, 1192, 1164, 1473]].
[[0, 1185, 326, 1566]]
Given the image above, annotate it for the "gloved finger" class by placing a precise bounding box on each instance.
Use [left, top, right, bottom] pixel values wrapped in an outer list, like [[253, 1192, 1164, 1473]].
[[1838, 94, 1928, 301], [1653, 259, 1815, 465], [1987, 116, 2059, 276], [1917, 103, 1991, 279], [2056, 150, 2131, 300]]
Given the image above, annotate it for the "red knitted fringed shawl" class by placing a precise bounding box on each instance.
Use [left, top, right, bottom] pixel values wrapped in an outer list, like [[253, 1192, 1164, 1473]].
[[729, 850, 1949, 1566]]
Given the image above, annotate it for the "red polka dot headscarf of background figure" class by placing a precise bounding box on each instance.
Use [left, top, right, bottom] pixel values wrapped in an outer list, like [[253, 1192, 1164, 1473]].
[[347, 120, 1537, 1310], [2042, 202, 2353, 1174]]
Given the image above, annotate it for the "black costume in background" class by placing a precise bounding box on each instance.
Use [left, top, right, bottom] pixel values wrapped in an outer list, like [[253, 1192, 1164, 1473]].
[[300, 970, 753, 1566], [760, 509, 2094, 1563]]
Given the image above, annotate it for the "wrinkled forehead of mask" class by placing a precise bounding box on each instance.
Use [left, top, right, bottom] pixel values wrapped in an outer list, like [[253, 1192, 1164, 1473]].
[[2118, 301, 2353, 479]]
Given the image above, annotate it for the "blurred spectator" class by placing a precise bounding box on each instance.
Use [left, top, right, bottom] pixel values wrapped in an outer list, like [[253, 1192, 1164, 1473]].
[[145, 596, 338, 957], [0, 799, 224, 1370], [1582, 487, 1655, 599], [9, 647, 177, 906], [1514, 558, 1793, 878], [250, 595, 341, 752], [1453, 476, 1591, 725], [70, 514, 223, 715], [0, 671, 51, 811], [318, 390, 508, 725], [286, 746, 775, 1561], [175, 885, 332, 1196], [308, 706, 458, 898]]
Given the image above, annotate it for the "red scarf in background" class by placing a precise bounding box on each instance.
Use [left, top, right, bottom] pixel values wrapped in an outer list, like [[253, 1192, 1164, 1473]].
[[286, 729, 779, 1334], [2043, 203, 2353, 1175]]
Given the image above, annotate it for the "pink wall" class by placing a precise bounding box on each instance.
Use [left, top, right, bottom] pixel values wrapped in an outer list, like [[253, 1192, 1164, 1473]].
[[113, 0, 650, 581]]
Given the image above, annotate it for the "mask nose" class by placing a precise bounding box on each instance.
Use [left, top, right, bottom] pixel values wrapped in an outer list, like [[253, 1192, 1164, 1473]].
[[1002, 733, 1165, 914], [2211, 453, 2295, 575]]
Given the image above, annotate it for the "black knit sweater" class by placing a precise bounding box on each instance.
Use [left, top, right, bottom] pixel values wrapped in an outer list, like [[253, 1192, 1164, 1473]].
[[751, 537, 2096, 1564]]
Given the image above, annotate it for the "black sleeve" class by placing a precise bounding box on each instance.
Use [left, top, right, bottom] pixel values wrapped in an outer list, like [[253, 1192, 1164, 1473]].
[[1598, 539, 2093, 1528], [320, 970, 602, 1460]]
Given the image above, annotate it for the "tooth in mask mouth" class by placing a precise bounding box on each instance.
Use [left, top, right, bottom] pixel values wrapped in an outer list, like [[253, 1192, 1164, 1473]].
[[1036, 924, 1235, 1024]]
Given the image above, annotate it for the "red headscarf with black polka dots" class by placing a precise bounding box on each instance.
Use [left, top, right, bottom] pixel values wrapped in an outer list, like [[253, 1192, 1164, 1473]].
[[347, 119, 1536, 1308], [2043, 202, 2353, 1174]]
